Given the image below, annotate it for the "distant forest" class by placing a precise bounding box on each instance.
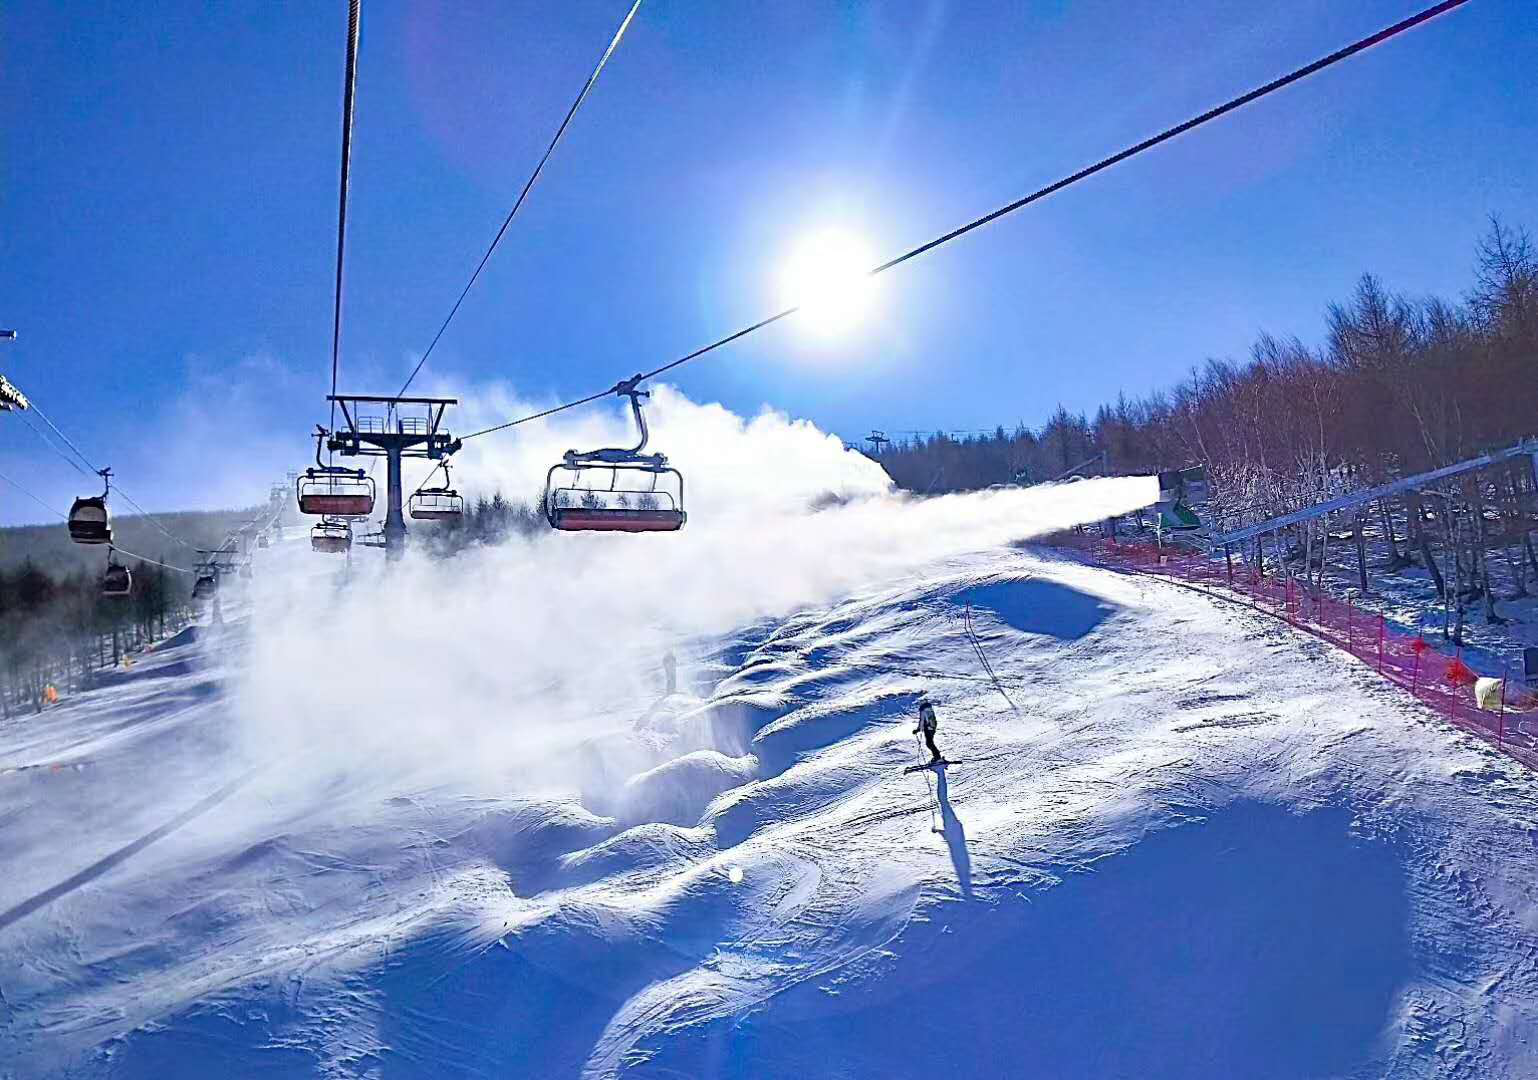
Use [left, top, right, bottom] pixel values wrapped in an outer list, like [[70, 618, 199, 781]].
[[419, 493, 545, 556], [873, 217, 1538, 508], [0, 508, 263, 712], [0, 508, 264, 578]]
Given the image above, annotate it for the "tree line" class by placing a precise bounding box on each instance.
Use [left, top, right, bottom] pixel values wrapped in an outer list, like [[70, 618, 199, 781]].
[[877, 217, 1536, 494], [0, 558, 194, 716], [419, 493, 545, 557], [873, 217, 1538, 642]]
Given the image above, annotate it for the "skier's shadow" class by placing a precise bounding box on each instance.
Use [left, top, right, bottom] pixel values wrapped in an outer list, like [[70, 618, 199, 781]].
[[934, 768, 972, 898]]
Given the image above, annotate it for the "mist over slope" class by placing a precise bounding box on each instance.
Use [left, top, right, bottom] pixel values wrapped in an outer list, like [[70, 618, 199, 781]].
[[233, 389, 1157, 796]]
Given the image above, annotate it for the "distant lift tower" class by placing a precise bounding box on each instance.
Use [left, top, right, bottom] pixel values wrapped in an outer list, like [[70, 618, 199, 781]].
[[867, 430, 890, 456], [325, 395, 460, 561]]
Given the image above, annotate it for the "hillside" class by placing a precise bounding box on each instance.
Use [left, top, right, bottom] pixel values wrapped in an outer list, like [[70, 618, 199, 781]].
[[2, 487, 1536, 1078], [0, 508, 270, 577]]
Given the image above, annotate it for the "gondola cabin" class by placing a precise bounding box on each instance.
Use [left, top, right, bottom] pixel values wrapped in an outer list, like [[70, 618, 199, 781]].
[[101, 561, 132, 596], [68, 496, 112, 545]]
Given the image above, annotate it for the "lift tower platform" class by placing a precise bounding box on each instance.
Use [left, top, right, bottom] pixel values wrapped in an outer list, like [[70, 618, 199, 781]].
[[325, 395, 460, 561]]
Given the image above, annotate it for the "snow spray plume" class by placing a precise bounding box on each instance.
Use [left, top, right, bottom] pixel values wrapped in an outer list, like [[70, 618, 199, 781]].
[[232, 388, 1156, 805]]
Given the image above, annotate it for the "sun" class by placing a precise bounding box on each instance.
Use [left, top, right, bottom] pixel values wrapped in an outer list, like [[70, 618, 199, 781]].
[[777, 228, 878, 338]]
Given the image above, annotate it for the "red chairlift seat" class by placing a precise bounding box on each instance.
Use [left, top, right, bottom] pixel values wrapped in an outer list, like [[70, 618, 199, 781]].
[[548, 506, 685, 532], [298, 467, 375, 517]]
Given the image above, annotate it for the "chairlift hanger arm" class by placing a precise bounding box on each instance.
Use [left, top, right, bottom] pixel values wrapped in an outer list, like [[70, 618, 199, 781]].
[[560, 375, 664, 465]]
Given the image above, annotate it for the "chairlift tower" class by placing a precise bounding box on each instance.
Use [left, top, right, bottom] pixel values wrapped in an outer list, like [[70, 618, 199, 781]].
[[325, 394, 460, 561], [867, 430, 890, 456]]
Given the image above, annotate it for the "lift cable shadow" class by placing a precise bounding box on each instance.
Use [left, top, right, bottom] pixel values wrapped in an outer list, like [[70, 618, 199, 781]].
[[0, 766, 264, 934]]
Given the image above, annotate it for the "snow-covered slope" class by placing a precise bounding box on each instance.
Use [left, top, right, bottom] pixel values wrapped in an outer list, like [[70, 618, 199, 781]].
[[4, 539, 1538, 1078]]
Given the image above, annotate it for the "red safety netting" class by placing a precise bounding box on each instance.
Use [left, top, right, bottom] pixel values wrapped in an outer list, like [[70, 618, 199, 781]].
[[1052, 533, 1538, 772]]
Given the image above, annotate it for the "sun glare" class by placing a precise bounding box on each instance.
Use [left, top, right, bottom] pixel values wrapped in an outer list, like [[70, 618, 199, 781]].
[[777, 228, 878, 338]]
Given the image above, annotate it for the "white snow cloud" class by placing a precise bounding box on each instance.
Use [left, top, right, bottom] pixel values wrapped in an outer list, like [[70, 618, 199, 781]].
[[229, 385, 1157, 801]]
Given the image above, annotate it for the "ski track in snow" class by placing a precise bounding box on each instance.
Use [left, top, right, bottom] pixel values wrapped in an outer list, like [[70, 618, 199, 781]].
[[3, 542, 1538, 1078]]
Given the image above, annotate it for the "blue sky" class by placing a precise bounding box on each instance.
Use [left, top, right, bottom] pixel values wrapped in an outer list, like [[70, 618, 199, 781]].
[[1, 0, 1534, 524]]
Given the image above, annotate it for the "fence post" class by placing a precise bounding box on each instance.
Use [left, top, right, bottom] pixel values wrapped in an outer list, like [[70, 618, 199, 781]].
[[1377, 614, 1385, 673], [1498, 661, 1509, 750], [1411, 646, 1421, 698], [1347, 596, 1354, 654]]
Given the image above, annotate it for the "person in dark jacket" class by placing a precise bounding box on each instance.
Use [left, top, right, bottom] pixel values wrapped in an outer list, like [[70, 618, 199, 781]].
[[914, 696, 943, 764]]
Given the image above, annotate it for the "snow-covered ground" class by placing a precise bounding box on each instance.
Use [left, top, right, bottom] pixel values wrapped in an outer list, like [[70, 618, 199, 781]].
[[4, 499, 1538, 1077]]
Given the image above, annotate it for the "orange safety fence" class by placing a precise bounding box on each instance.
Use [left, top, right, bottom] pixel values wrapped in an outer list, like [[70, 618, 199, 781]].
[[1053, 533, 1538, 773]]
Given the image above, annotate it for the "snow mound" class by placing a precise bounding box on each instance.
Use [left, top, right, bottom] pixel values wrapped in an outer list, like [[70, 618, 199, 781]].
[[3, 550, 1538, 1078]]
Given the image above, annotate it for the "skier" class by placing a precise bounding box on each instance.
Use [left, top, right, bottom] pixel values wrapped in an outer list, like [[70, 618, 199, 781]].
[[913, 696, 943, 764]]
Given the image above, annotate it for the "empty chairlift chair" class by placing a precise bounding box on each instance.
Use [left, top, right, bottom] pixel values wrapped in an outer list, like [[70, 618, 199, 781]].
[[543, 379, 686, 533], [297, 467, 374, 517], [408, 464, 465, 521], [68, 468, 115, 545], [311, 519, 352, 554]]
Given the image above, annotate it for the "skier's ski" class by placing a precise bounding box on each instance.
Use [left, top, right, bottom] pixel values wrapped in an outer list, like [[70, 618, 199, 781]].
[[903, 759, 959, 774]]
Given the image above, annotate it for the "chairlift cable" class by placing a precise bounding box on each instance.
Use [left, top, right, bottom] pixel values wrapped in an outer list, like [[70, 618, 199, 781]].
[[102, 487, 196, 552], [21, 402, 94, 477], [0, 464, 70, 520], [406, 458, 450, 501], [102, 546, 195, 576], [17, 398, 197, 551], [17, 410, 91, 480], [329, 0, 361, 453], [459, 0, 1470, 443], [392, 0, 644, 406]]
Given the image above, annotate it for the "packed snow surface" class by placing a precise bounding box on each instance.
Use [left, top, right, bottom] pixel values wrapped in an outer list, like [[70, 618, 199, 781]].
[[4, 488, 1538, 1077]]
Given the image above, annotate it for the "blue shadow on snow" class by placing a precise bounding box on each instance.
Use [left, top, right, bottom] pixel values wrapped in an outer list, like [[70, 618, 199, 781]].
[[956, 578, 1115, 641], [636, 801, 1411, 1079]]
